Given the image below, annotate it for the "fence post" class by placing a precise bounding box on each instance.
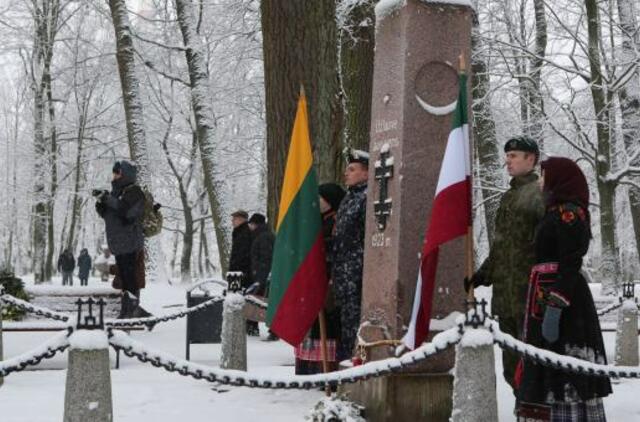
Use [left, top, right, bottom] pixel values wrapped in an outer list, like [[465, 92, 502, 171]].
[[615, 282, 639, 366], [220, 291, 247, 371], [451, 300, 498, 422], [64, 299, 112, 422]]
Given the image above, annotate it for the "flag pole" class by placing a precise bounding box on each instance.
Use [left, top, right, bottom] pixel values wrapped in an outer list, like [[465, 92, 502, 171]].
[[318, 309, 331, 396], [459, 52, 475, 303], [301, 81, 331, 396]]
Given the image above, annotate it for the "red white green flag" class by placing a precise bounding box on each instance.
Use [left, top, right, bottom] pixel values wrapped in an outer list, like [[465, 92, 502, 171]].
[[403, 73, 471, 349]]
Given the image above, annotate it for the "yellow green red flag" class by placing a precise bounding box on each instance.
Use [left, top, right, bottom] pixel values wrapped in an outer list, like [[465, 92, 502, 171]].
[[266, 91, 328, 346]]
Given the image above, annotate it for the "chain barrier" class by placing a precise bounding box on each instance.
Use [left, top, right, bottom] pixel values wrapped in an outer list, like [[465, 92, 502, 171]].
[[108, 326, 461, 389], [244, 295, 267, 310], [596, 299, 622, 317], [0, 294, 70, 322], [0, 329, 72, 377], [105, 295, 225, 329]]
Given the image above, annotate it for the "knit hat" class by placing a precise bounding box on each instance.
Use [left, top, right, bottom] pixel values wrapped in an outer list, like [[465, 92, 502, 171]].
[[248, 213, 266, 225]]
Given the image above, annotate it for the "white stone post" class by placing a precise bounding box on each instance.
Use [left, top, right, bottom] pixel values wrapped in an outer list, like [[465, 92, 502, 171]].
[[615, 298, 639, 366], [63, 330, 113, 422], [451, 327, 498, 422], [220, 292, 247, 371]]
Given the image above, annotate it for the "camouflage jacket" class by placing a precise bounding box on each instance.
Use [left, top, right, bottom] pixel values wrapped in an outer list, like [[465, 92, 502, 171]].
[[332, 183, 367, 306], [476, 172, 544, 321]]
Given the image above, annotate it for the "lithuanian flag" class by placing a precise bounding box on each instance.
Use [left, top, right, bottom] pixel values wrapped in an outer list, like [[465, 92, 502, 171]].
[[266, 91, 328, 346]]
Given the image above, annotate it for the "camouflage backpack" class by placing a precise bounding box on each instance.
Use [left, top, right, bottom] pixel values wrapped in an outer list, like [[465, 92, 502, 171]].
[[123, 185, 163, 237], [141, 187, 163, 237]]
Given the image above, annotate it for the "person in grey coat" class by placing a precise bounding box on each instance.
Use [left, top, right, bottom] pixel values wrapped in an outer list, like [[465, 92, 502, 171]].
[[95, 160, 145, 318]]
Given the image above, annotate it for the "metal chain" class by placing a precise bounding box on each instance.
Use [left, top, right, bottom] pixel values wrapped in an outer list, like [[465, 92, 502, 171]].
[[0, 294, 70, 322], [244, 295, 267, 310], [105, 295, 225, 329], [108, 327, 460, 389], [596, 300, 622, 317], [0, 329, 73, 377]]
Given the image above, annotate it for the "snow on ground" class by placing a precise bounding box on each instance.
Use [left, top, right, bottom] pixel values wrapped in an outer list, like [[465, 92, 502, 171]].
[[1, 279, 640, 421]]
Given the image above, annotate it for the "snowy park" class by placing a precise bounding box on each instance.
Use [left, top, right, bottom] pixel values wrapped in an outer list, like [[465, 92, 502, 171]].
[[2, 0, 640, 420]]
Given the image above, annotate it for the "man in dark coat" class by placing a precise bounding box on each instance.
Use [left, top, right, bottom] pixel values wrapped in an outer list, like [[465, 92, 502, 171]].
[[248, 213, 275, 338], [248, 213, 274, 291], [333, 149, 369, 362], [229, 210, 253, 286], [58, 249, 76, 286], [466, 136, 545, 391], [95, 160, 145, 318], [77, 248, 92, 286]]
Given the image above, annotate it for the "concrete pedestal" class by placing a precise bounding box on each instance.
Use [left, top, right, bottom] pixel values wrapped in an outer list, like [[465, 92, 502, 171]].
[[63, 348, 113, 422], [220, 293, 247, 371], [342, 373, 453, 422], [615, 299, 639, 366]]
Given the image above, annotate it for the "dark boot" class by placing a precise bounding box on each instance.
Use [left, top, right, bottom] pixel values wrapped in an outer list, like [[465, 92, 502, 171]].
[[117, 294, 130, 319]]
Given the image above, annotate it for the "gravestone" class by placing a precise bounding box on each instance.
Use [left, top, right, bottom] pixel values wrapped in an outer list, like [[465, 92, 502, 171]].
[[343, 1, 472, 421]]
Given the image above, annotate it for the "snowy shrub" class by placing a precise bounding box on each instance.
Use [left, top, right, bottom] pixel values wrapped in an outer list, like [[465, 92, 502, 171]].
[[0, 269, 29, 320], [307, 394, 366, 422]]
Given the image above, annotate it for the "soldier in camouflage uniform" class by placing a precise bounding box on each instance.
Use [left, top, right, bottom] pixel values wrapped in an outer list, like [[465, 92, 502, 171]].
[[333, 149, 369, 362], [466, 136, 545, 391]]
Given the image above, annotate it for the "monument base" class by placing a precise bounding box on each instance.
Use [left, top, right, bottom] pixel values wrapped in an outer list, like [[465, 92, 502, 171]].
[[341, 373, 453, 421]]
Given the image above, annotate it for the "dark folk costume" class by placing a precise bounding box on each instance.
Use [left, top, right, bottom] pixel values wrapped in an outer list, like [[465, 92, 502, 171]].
[[517, 157, 611, 422]]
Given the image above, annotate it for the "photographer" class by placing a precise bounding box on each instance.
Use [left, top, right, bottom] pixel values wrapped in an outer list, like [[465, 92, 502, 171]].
[[94, 160, 145, 318]]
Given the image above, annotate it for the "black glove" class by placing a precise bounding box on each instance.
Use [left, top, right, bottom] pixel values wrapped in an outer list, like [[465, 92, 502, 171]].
[[463, 272, 485, 293], [243, 281, 261, 295]]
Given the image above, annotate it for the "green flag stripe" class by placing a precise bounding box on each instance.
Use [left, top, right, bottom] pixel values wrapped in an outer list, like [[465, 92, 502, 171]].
[[266, 168, 323, 323], [451, 74, 468, 129]]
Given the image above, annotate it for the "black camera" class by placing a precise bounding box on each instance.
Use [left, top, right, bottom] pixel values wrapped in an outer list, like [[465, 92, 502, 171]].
[[92, 189, 108, 198]]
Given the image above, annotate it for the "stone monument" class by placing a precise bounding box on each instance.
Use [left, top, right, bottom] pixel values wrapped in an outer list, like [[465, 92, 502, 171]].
[[344, 1, 473, 420]]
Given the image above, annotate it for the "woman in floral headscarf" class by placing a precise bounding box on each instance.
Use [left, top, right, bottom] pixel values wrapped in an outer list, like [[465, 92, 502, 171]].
[[516, 157, 611, 421]]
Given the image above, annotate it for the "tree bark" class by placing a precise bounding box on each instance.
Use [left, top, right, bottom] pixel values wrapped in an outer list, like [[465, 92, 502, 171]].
[[586, 0, 619, 294], [174, 0, 232, 274], [261, 0, 343, 225], [471, 26, 502, 244], [338, 0, 375, 153], [527, 0, 548, 145], [616, 0, 640, 267]]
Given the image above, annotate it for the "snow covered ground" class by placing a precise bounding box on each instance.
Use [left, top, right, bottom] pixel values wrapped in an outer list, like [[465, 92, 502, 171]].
[[1, 280, 639, 421]]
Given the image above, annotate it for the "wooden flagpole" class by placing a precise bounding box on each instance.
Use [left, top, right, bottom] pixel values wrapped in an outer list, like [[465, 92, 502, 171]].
[[459, 52, 475, 303], [318, 310, 331, 396]]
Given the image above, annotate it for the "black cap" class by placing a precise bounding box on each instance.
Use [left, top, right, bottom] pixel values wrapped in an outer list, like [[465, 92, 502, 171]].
[[504, 136, 540, 161], [345, 148, 370, 167], [112, 161, 121, 173], [249, 213, 266, 225], [231, 210, 249, 219]]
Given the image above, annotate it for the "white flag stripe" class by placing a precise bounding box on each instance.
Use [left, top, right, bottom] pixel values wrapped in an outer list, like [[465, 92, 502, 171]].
[[435, 124, 470, 196], [402, 269, 423, 349]]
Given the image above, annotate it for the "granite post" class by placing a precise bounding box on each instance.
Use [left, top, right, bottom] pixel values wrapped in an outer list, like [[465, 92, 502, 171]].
[[343, 1, 473, 420], [220, 292, 247, 371], [63, 331, 113, 422], [615, 299, 639, 366], [451, 328, 498, 422]]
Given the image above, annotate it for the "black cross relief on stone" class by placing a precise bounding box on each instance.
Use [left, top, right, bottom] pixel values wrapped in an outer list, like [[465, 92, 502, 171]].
[[374, 148, 394, 231]]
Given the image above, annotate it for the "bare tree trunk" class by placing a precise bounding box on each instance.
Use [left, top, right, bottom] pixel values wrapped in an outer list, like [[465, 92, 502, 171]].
[[174, 0, 232, 274], [586, 0, 620, 294], [616, 0, 640, 265], [261, 0, 343, 224], [338, 0, 375, 154], [67, 114, 86, 252], [527, 0, 547, 145], [471, 26, 502, 244]]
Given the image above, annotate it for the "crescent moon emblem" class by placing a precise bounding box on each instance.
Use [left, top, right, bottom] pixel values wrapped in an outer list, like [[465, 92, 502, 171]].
[[415, 94, 457, 116]]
